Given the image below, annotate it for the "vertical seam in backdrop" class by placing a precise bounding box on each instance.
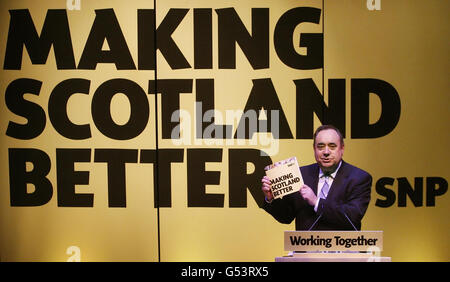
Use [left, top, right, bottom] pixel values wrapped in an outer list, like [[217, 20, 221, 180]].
[[153, 0, 161, 263], [322, 0, 325, 121]]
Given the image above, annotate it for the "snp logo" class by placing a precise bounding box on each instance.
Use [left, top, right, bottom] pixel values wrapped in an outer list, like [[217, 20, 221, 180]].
[[66, 0, 81, 11], [367, 0, 381, 11]]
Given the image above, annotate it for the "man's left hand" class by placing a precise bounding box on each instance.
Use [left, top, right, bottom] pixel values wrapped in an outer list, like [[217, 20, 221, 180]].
[[300, 184, 317, 206]]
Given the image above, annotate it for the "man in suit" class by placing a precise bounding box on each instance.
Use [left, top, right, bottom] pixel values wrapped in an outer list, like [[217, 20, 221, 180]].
[[261, 125, 372, 230]]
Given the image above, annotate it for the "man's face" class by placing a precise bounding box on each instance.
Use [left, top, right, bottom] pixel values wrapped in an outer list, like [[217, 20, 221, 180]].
[[314, 129, 344, 172]]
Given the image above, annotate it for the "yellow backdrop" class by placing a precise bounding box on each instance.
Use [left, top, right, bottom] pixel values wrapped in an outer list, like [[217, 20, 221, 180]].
[[0, 0, 448, 262]]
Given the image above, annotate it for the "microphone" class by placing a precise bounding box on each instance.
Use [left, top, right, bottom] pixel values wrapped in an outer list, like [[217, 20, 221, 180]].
[[307, 213, 323, 231], [342, 210, 358, 231]]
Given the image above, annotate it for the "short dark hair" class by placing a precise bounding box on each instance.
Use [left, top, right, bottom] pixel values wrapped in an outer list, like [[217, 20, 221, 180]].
[[313, 125, 344, 147]]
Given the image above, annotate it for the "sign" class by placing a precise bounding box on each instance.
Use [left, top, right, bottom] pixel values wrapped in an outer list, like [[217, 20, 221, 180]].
[[284, 231, 383, 252], [265, 157, 303, 199]]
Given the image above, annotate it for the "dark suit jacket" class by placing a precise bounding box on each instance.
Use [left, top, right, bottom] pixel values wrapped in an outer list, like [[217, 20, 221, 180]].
[[263, 160, 372, 230]]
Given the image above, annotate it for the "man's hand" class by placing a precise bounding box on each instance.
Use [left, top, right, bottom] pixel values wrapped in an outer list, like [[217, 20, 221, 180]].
[[261, 176, 273, 202], [300, 184, 317, 206]]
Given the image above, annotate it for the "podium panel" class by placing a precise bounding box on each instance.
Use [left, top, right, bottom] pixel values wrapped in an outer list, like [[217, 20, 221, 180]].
[[284, 231, 383, 252]]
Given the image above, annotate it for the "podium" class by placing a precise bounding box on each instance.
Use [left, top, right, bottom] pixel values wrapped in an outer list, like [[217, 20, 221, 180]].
[[275, 231, 391, 262]]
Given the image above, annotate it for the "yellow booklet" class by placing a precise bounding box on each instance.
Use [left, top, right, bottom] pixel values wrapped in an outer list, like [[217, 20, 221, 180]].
[[264, 157, 304, 199]]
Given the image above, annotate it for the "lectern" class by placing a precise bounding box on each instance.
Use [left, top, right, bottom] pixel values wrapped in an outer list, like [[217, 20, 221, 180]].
[[275, 231, 391, 262]]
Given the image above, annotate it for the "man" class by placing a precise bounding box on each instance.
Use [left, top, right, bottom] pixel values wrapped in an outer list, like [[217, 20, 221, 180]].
[[261, 125, 372, 230]]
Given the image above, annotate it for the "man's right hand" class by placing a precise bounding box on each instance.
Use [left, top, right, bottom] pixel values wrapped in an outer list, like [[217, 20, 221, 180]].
[[261, 176, 273, 202]]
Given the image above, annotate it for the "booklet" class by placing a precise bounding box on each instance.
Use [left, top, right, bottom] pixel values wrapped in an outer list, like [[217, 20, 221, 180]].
[[264, 157, 304, 199]]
